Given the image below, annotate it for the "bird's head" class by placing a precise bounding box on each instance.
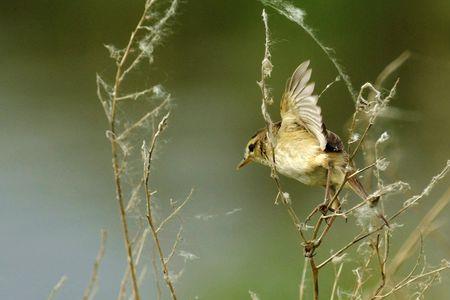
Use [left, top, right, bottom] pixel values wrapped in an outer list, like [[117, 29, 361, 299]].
[[236, 130, 267, 170]]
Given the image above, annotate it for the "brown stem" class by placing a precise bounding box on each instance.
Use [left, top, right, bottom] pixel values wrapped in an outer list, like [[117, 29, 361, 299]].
[[310, 258, 319, 300], [146, 214, 178, 300], [110, 141, 141, 300], [106, 3, 154, 300], [143, 114, 178, 300]]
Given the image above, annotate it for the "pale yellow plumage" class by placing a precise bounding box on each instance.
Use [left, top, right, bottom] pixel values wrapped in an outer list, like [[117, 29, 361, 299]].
[[238, 60, 371, 202]]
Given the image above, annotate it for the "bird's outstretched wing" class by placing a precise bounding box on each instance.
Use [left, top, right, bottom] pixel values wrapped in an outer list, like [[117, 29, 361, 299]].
[[280, 60, 327, 150]]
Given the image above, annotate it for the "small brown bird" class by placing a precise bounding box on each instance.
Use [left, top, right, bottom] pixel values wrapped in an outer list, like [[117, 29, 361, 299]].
[[237, 60, 372, 209]]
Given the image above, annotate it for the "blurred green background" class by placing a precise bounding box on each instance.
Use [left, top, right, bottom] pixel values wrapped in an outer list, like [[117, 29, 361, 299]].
[[1, 0, 449, 299]]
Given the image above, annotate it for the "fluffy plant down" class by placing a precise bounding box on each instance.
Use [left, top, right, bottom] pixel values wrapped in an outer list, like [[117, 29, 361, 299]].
[[255, 3, 450, 300]]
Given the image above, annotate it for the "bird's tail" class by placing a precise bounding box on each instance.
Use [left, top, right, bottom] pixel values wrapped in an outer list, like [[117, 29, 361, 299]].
[[347, 176, 379, 205]]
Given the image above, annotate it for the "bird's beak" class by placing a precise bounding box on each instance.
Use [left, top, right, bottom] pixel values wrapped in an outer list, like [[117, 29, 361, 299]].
[[236, 157, 252, 170]]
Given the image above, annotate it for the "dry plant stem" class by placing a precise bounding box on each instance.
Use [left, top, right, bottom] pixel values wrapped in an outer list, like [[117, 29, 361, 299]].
[[350, 122, 373, 160], [107, 3, 157, 300], [257, 7, 445, 300], [353, 50, 409, 148], [374, 51, 411, 91], [309, 258, 319, 300], [47, 276, 67, 300], [117, 229, 150, 300], [260, 0, 357, 101], [389, 186, 450, 274], [415, 273, 440, 299], [83, 230, 107, 300], [109, 148, 140, 300], [376, 265, 450, 299], [151, 248, 163, 300], [143, 114, 178, 300], [259, 10, 306, 242], [318, 160, 450, 269], [299, 257, 308, 300], [348, 162, 377, 180], [330, 263, 344, 300], [371, 232, 389, 298], [117, 96, 171, 141], [165, 226, 184, 264], [311, 167, 335, 243], [317, 222, 381, 269], [146, 211, 178, 300], [320, 163, 378, 220], [156, 190, 193, 233], [125, 180, 144, 213], [351, 250, 376, 298]]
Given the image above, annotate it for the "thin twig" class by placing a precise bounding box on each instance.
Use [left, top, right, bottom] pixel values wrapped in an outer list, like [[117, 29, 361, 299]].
[[117, 229, 150, 300], [259, 9, 306, 243], [351, 249, 376, 298], [310, 258, 319, 300], [414, 272, 440, 299], [374, 51, 411, 90], [299, 257, 308, 300], [83, 230, 107, 300], [156, 189, 194, 234], [151, 247, 163, 300], [375, 264, 450, 299], [105, 2, 157, 299], [165, 226, 184, 264], [371, 232, 389, 298], [318, 160, 450, 269], [389, 186, 450, 274], [47, 276, 68, 300], [260, 0, 357, 101], [143, 114, 178, 300], [116, 95, 171, 141], [330, 263, 344, 300]]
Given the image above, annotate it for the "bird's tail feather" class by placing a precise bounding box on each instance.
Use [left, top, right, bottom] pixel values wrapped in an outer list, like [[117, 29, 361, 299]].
[[347, 176, 379, 205]]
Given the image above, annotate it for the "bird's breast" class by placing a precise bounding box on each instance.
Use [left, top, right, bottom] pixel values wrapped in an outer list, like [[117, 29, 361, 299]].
[[274, 143, 324, 185], [273, 130, 345, 186]]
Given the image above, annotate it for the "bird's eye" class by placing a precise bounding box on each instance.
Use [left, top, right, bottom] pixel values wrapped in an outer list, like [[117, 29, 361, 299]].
[[248, 143, 255, 152]]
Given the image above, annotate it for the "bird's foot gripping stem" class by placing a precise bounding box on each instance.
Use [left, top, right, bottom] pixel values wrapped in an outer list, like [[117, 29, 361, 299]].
[[305, 203, 337, 224]]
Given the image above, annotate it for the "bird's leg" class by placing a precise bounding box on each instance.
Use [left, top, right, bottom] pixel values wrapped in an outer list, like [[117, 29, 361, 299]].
[[305, 163, 334, 224], [320, 162, 334, 215], [323, 164, 332, 206]]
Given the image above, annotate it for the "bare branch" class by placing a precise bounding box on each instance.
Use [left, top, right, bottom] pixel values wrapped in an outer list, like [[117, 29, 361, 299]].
[[103, 1, 159, 298], [299, 257, 308, 300], [330, 263, 344, 300], [143, 114, 178, 300], [47, 275, 68, 300], [319, 160, 450, 269], [165, 226, 184, 264], [309, 258, 319, 300], [156, 189, 194, 234], [260, 0, 357, 101], [374, 51, 411, 90], [83, 229, 107, 300], [119, 0, 179, 83], [117, 95, 171, 141], [390, 186, 450, 274], [376, 262, 450, 299], [116, 88, 156, 102], [258, 9, 306, 242], [117, 229, 149, 300]]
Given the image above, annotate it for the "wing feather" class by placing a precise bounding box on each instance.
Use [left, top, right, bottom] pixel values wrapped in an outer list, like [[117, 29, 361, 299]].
[[280, 61, 327, 150]]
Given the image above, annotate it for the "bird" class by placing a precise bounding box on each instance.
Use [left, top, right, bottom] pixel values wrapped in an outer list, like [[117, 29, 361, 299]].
[[237, 60, 375, 211]]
